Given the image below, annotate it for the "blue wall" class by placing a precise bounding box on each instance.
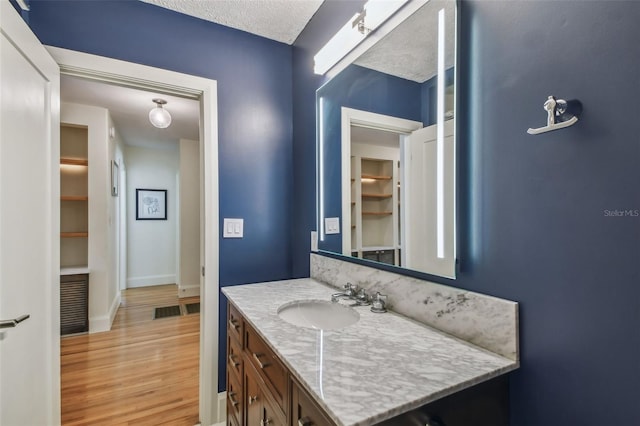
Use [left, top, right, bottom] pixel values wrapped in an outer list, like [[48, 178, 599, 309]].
[[27, 0, 293, 392], [293, 1, 640, 425], [317, 64, 421, 253]]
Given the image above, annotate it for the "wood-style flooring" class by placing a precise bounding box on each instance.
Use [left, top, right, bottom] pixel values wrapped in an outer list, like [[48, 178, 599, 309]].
[[61, 285, 200, 425]]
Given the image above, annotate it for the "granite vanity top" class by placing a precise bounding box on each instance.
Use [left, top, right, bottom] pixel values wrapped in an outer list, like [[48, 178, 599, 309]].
[[222, 278, 518, 426]]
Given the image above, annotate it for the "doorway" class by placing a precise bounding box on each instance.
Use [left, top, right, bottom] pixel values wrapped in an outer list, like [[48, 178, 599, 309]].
[[49, 46, 221, 425]]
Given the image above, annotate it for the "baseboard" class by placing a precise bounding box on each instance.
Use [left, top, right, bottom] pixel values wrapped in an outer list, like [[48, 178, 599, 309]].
[[178, 283, 200, 298], [89, 291, 121, 334], [109, 291, 121, 327], [126, 274, 176, 288], [217, 391, 226, 423], [197, 393, 225, 426], [89, 314, 110, 333]]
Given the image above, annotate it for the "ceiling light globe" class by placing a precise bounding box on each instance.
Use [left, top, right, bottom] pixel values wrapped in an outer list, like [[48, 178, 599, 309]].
[[149, 106, 172, 129]]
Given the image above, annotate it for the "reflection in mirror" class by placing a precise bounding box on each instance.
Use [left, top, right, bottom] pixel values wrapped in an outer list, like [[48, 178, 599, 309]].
[[317, 0, 457, 278]]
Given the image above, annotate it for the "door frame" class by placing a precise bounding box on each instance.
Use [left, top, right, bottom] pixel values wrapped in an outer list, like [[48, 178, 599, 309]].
[[338, 107, 422, 255], [47, 47, 220, 425]]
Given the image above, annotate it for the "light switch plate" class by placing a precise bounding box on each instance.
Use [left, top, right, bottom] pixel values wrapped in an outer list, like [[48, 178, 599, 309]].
[[325, 217, 340, 235], [223, 218, 243, 238]]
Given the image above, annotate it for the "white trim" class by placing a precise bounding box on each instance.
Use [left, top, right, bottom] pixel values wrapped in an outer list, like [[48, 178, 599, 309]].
[[89, 290, 120, 333], [339, 107, 422, 256], [216, 391, 227, 424], [178, 284, 200, 298], [89, 316, 110, 334], [109, 292, 121, 326], [46, 47, 219, 425], [126, 274, 176, 288]]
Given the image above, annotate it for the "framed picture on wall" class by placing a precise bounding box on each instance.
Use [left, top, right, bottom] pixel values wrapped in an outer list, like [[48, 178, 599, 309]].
[[136, 189, 167, 220], [111, 160, 119, 197]]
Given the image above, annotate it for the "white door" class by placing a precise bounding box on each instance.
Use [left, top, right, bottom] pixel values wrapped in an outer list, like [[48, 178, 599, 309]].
[[0, 2, 61, 425], [403, 119, 455, 277]]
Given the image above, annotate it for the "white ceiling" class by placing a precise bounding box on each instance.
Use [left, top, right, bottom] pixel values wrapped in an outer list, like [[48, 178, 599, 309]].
[[139, 0, 324, 44], [61, 75, 200, 150]]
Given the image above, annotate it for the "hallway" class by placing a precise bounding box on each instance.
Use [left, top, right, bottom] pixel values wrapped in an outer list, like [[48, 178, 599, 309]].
[[61, 285, 200, 425]]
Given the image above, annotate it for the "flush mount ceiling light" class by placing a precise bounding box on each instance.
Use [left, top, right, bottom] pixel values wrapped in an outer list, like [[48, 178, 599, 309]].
[[149, 98, 172, 129]]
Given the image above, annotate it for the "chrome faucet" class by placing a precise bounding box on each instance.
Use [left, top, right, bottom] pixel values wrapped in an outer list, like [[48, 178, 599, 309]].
[[331, 283, 373, 306], [331, 283, 358, 303]]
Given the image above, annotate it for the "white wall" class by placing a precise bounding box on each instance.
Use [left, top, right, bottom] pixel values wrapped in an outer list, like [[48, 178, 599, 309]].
[[178, 139, 201, 297], [125, 144, 178, 288], [61, 102, 121, 333]]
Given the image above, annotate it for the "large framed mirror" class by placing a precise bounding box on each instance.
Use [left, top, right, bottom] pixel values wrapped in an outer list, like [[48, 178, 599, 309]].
[[316, 0, 457, 278]]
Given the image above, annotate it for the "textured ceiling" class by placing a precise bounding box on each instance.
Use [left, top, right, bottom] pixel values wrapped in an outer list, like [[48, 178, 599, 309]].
[[139, 0, 324, 44], [354, 0, 456, 83], [61, 75, 200, 150]]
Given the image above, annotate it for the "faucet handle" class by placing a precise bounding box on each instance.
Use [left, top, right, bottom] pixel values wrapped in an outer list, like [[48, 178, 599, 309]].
[[343, 282, 358, 295], [371, 292, 387, 313], [355, 287, 370, 305]]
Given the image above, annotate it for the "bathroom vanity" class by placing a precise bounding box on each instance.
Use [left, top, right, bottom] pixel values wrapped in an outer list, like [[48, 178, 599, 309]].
[[222, 264, 519, 426]]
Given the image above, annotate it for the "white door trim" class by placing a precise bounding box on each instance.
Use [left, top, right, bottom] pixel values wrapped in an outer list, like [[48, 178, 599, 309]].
[[46, 47, 220, 425]]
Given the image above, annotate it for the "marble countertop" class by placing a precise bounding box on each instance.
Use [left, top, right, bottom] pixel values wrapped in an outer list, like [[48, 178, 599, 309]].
[[222, 278, 518, 426]]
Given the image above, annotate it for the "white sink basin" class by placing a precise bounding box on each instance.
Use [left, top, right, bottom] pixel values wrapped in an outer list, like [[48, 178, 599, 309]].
[[277, 300, 360, 330]]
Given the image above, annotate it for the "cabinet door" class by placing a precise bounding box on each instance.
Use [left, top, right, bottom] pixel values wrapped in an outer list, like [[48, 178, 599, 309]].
[[262, 392, 286, 426], [245, 363, 263, 426], [291, 381, 334, 426], [245, 360, 286, 426]]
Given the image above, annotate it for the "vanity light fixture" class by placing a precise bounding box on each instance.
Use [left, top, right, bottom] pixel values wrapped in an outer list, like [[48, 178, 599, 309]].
[[318, 97, 326, 241], [313, 0, 409, 75], [149, 98, 172, 129]]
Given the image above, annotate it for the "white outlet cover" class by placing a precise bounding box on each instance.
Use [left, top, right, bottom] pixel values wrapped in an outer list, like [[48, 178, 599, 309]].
[[325, 217, 340, 235], [223, 218, 243, 238]]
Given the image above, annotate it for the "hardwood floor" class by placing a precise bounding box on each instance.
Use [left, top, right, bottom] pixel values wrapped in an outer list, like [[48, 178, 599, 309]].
[[61, 285, 200, 425]]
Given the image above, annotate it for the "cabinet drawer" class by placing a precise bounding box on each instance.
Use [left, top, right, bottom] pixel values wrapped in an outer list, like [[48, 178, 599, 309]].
[[228, 302, 244, 345], [291, 379, 335, 426], [244, 322, 288, 412], [227, 332, 243, 382], [227, 366, 243, 426]]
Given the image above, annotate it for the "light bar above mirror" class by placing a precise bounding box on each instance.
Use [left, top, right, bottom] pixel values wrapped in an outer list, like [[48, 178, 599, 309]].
[[313, 0, 409, 76]]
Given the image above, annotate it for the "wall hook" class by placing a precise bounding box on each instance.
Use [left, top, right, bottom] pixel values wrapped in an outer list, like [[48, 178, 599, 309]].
[[527, 96, 582, 135]]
